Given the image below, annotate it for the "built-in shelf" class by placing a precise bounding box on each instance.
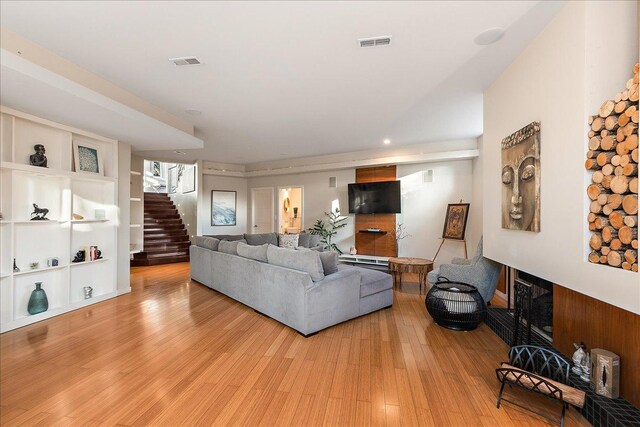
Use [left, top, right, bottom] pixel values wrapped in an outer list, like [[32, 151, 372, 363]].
[[358, 229, 388, 235], [1, 107, 120, 333], [12, 264, 67, 276], [1, 161, 116, 183], [8, 219, 65, 224], [130, 224, 141, 228], [130, 197, 141, 202], [69, 258, 110, 267], [130, 171, 142, 176]]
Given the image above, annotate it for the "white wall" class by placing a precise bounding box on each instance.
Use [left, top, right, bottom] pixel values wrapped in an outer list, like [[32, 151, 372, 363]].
[[198, 173, 248, 236], [246, 160, 479, 264], [247, 169, 356, 250], [483, 1, 639, 314], [116, 141, 131, 293], [397, 160, 477, 266], [169, 164, 198, 241], [468, 136, 483, 252]]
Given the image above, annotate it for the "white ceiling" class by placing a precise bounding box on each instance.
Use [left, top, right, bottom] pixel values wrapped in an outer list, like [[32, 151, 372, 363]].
[[0, 1, 565, 164]]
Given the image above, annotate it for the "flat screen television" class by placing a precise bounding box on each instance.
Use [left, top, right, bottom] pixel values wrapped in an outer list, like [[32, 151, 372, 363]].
[[348, 181, 401, 214]]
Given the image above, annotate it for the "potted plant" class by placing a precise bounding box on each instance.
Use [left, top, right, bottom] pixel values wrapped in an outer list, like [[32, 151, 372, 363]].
[[308, 208, 348, 253]]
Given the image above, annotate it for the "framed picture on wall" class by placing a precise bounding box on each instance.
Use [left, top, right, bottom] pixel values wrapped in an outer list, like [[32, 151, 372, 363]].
[[211, 190, 237, 226], [73, 140, 104, 176], [182, 164, 196, 193], [441, 203, 470, 240]]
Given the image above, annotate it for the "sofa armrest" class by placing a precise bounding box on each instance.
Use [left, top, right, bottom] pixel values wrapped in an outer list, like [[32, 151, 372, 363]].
[[305, 268, 361, 334], [451, 257, 472, 265]]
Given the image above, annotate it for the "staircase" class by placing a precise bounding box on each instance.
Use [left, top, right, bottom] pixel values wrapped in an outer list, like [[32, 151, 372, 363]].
[[131, 193, 191, 266]]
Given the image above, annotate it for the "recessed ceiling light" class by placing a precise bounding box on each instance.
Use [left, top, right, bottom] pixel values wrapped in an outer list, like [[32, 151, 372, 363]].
[[383, 139, 391, 145], [184, 109, 202, 116], [174, 150, 186, 155], [474, 28, 505, 46]]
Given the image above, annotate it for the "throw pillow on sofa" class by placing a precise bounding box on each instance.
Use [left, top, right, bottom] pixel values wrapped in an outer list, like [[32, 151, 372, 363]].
[[267, 244, 324, 282], [296, 247, 337, 275], [319, 251, 339, 275], [244, 232, 278, 246], [297, 232, 310, 248], [308, 234, 322, 248], [237, 242, 268, 262], [278, 233, 299, 249], [219, 239, 247, 256], [195, 236, 220, 251]]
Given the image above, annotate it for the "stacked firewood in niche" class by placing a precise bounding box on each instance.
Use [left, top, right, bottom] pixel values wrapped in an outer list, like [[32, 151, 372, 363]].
[[586, 63, 639, 271]]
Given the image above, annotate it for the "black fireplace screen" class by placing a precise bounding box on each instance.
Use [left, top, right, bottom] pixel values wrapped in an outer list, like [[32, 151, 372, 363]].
[[512, 270, 553, 345]]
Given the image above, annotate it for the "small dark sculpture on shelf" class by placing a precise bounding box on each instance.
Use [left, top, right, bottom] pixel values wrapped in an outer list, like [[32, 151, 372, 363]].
[[29, 144, 48, 168], [96, 249, 102, 260], [13, 258, 20, 273], [30, 204, 49, 221], [72, 250, 85, 263]]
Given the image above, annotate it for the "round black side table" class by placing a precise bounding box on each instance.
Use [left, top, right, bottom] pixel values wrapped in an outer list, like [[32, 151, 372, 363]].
[[425, 281, 486, 331]]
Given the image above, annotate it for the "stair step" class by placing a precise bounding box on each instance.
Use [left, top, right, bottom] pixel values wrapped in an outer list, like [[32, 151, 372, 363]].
[[134, 193, 189, 266], [144, 230, 188, 237], [144, 236, 191, 244], [131, 255, 189, 267], [144, 224, 185, 231]]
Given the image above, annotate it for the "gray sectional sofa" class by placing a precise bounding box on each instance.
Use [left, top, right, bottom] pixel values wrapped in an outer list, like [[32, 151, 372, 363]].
[[190, 233, 393, 336]]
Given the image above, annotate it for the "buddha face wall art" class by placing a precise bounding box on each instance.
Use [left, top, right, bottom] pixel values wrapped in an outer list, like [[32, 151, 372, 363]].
[[501, 121, 541, 232]]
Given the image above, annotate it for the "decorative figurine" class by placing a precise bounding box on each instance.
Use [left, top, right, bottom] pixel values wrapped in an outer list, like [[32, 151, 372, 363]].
[[29, 144, 48, 168], [580, 353, 591, 382], [83, 286, 93, 299], [72, 213, 84, 220], [27, 282, 49, 315], [13, 258, 20, 272], [47, 257, 59, 267], [96, 249, 102, 260], [30, 204, 49, 221], [30, 262, 39, 270], [572, 342, 587, 375], [72, 250, 85, 263]]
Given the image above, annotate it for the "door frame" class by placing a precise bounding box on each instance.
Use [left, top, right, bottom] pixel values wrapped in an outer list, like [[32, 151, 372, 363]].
[[277, 185, 304, 234], [250, 187, 275, 234]]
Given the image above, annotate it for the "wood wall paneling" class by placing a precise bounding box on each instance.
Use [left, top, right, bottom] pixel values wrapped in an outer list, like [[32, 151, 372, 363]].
[[354, 166, 397, 257], [553, 285, 640, 407]]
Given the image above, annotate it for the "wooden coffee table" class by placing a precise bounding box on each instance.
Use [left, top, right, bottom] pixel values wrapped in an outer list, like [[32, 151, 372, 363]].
[[388, 257, 434, 294]]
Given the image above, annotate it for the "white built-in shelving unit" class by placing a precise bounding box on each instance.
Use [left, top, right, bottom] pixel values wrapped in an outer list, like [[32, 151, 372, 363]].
[[129, 157, 144, 255], [0, 106, 119, 332]]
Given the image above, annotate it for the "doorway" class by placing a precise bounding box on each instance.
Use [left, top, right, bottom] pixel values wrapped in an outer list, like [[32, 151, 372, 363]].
[[278, 186, 303, 234], [250, 188, 275, 234]]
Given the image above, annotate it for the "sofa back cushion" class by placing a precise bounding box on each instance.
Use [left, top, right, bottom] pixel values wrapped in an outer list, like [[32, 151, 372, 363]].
[[244, 232, 278, 246], [206, 234, 244, 241], [195, 236, 220, 251], [267, 244, 325, 282], [237, 242, 268, 263], [278, 233, 299, 249], [219, 239, 247, 255]]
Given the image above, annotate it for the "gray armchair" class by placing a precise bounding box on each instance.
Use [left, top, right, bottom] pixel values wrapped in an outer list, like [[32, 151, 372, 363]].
[[427, 237, 502, 303]]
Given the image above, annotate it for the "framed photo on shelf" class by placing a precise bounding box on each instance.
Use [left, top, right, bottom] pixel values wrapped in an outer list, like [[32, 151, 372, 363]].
[[73, 140, 104, 176], [211, 190, 237, 226], [441, 203, 470, 240]]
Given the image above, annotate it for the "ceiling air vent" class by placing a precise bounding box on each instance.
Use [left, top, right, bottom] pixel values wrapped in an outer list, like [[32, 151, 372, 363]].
[[358, 36, 392, 48], [169, 56, 202, 66]]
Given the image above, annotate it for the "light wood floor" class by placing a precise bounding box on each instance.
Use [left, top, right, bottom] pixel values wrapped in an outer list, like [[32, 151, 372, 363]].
[[1, 263, 589, 426]]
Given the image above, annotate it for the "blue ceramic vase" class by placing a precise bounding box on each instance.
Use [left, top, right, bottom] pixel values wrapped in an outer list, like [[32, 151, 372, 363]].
[[27, 282, 48, 315]]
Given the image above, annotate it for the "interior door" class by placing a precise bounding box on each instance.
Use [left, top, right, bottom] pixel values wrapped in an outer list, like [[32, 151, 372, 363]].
[[251, 188, 274, 234]]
